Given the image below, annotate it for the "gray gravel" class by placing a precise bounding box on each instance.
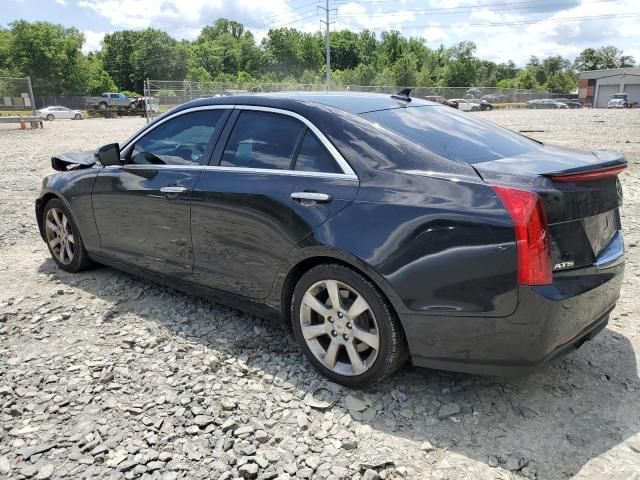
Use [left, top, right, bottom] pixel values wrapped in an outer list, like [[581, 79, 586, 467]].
[[1, 109, 640, 480]]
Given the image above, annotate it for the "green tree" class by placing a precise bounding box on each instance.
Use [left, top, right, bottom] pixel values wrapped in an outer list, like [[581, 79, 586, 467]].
[[574, 45, 635, 71], [391, 55, 417, 86], [546, 71, 577, 93], [515, 70, 540, 90], [102, 30, 140, 91], [8, 20, 88, 94]]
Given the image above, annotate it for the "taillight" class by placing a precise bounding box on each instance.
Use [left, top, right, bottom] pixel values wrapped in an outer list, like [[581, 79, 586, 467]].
[[492, 185, 552, 285], [549, 164, 626, 182]]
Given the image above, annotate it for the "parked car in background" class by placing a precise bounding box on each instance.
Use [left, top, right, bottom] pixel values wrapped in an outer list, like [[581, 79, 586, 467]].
[[607, 93, 638, 109], [450, 98, 482, 111], [554, 98, 582, 109], [465, 98, 494, 111], [423, 95, 458, 109], [527, 99, 569, 109], [36, 91, 626, 386], [36, 106, 83, 121], [87, 92, 136, 110], [482, 94, 508, 103]]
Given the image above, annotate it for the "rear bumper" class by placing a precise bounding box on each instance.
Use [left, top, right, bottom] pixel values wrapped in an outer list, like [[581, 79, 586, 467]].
[[401, 261, 624, 376]]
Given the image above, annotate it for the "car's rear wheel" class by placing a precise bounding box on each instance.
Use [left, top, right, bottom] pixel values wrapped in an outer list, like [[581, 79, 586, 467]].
[[291, 264, 407, 387], [98, 102, 107, 110], [46, 114, 54, 121], [43, 199, 93, 272]]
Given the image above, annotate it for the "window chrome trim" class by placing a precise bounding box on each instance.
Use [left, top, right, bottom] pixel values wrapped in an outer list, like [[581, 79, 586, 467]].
[[115, 163, 358, 181], [233, 105, 357, 177], [120, 105, 232, 154], [119, 104, 358, 180]]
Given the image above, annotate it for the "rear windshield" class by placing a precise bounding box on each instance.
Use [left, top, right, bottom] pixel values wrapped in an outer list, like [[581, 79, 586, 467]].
[[361, 106, 539, 164]]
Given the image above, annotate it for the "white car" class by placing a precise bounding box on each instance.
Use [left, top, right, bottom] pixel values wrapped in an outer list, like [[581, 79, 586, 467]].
[[450, 99, 482, 112], [36, 106, 84, 121]]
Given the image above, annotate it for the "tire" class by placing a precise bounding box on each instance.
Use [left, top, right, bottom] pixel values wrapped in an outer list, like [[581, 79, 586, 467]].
[[98, 102, 107, 110], [485, 105, 493, 111], [291, 264, 407, 387], [46, 114, 54, 121], [42, 198, 94, 273], [74, 113, 82, 120], [471, 106, 479, 112]]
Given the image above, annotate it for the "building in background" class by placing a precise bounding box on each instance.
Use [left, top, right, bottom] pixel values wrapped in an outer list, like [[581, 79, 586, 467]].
[[578, 68, 640, 108]]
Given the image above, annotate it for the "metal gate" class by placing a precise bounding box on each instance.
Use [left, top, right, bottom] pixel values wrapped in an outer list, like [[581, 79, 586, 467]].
[[596, 84, 620, 108], [624, 83, 640, 105]]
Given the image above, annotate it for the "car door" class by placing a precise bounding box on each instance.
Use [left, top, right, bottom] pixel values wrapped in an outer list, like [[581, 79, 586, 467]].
[[191, 106, 359, 299], [92, 106, 231, 279], [58, 107, 72, 119]]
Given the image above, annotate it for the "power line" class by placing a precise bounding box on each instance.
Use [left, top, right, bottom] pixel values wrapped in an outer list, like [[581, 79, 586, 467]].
[[337, 0, 620, 18], [365, 12, 640, 29], [244, 1, 321, 30]]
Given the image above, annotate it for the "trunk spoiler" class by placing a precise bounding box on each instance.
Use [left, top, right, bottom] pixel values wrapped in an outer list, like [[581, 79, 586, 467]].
[[541, 149, 626, 181], [51, 151, 96, 171]]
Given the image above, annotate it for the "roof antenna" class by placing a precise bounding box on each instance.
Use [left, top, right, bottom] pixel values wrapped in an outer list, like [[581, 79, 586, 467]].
[[391, 88, 412, 102]]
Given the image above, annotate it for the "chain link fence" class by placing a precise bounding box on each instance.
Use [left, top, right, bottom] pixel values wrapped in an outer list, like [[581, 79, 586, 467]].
[[144, 79, 551, 113], [0, 77, 35, 113]]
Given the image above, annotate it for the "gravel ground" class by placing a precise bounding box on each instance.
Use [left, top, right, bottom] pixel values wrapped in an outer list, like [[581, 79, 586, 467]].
[[1, 109, 639, 480]]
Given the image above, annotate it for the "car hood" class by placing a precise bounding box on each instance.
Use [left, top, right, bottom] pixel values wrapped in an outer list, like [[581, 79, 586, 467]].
[[51, 151, 96, 171]]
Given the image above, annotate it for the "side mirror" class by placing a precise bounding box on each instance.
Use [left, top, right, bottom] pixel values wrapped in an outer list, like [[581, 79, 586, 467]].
[[95, 143, 121, 166]]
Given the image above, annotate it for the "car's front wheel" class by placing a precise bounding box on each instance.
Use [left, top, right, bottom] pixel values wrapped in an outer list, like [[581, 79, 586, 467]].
[[74, 113, 82, 120], [46, 114, 54, 121], [291, 264, 407, 387], [43, 199, 93, 272]]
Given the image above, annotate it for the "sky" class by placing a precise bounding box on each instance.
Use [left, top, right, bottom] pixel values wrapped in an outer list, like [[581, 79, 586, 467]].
[[1, 0, 638, 66]]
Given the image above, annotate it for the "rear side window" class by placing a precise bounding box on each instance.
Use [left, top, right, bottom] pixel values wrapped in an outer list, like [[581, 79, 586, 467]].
[[221, 111, 304, 170], [362, 106, 539, 164], [130, 110, 224, 166], [294, 131, 341, 174]]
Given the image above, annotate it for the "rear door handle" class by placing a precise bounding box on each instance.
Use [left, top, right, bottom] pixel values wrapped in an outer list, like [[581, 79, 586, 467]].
[[160, 186, 187, 193], [291, 192, 332, 205]]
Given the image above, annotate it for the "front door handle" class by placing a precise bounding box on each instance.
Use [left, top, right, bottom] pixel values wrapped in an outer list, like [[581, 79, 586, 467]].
[[160, 186, 187, 194], [291, 192, 332, 205]]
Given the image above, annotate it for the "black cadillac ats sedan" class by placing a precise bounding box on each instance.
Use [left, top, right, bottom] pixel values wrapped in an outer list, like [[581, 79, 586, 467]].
[[35, 91, 626, 387]]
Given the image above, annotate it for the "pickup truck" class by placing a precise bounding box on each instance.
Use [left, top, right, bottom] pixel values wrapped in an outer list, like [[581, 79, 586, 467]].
[[87, 93, 135, 110], [607, 93, 638, 109]]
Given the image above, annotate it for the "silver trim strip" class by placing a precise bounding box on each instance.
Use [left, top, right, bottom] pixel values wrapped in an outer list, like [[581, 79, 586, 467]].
[[121, 105, 231, 152], [119, 104, 358, 180], [234, 105, 357, 177], [115, 163, 357, 180]]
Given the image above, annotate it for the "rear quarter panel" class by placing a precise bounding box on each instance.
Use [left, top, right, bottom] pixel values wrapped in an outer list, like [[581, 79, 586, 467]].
[[278, 170, 519, 317]]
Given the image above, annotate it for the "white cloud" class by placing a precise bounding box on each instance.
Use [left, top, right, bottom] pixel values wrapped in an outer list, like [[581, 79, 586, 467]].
[[70, 0, 639, 66], [55, 0, 67, 5], [82, 30, 108, 53]]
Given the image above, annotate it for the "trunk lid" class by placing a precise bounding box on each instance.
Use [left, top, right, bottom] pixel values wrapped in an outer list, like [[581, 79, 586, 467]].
[[473, 145, 626, 272]]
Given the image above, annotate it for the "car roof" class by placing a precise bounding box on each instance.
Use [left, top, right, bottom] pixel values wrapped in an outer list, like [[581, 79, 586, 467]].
[[176, 91, 440, 115]]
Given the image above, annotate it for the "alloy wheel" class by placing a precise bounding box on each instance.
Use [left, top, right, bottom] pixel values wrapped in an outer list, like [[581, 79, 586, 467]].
[[45, 208, 75, 265], [299, 279, 380, 376]]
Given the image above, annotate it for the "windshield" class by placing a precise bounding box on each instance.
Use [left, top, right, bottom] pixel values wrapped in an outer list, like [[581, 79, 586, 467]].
[[361, 105, 540, 164]]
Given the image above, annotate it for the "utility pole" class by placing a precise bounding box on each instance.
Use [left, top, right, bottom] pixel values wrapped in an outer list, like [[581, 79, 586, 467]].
[[319, 0, 335, 91], [26, 76, 36, 115]]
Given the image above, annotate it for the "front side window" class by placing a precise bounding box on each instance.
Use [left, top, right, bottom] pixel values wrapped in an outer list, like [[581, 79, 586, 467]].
[[293, 131, 341, 173], [129, 110, 224, 166], [221, 111, 304, 170]]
